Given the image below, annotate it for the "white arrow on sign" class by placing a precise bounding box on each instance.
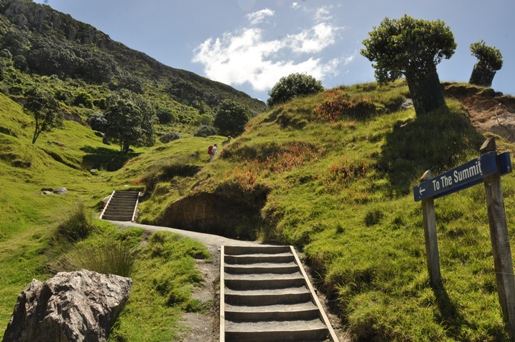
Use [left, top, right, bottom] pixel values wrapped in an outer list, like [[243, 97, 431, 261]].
[[419, 187, 426, 197]]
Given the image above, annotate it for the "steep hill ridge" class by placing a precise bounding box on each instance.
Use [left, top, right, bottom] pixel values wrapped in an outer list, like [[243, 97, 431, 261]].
[[0, 0, 266, 115]]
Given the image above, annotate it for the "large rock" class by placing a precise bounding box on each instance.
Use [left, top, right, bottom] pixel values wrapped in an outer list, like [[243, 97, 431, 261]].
[[2, 269, 132, 342]]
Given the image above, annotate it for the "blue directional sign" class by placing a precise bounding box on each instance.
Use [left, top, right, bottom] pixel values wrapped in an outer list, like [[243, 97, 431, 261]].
[[413, 151, 512, 202]]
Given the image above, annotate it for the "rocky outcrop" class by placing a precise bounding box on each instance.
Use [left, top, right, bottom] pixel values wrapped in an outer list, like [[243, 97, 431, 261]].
[[2, 269, 131, 342]]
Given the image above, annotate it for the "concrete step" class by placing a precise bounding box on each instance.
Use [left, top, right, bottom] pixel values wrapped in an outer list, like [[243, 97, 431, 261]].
[[225, 245, 291, 255], [101, 215, 134, 221], [225, 287, 311, 306], [225, 320, 329, 342], [225, 262, 299, 274], [225, 302, 320, 322], [224, 272, 305, 290], [224, 253, 295, 265]]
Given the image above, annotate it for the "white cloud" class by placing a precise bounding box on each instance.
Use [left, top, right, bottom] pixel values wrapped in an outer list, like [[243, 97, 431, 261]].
[[291, 2, 300, 10], [246, 8, 274, 25], [315, 6, 332, 22], [287, 22, 338, 54], [192, 7, 348, 94]]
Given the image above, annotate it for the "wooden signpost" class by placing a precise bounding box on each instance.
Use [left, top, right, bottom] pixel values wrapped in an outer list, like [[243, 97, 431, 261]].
[[413, 137, 515, 338]]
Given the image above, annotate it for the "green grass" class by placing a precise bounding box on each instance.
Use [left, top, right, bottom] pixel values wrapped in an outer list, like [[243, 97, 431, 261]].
[[0, 92, 212, 341], [2, 80, 515, 341]]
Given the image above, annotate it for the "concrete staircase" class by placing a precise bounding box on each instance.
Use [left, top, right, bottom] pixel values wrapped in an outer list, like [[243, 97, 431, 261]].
[[220, 245, 338, 342], [100, 190, 140, 221]]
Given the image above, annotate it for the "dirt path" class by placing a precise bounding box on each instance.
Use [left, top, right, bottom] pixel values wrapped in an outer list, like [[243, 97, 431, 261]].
[[111, 221, 347, 341]]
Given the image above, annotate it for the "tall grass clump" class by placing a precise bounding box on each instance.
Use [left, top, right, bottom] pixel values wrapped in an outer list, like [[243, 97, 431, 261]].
[[108, 231, 211, 342], [54, 203, 96, 243], [69, 239, 136, 277]]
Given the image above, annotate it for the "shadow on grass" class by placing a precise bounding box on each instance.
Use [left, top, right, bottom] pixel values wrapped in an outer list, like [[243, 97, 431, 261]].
[[377, 105, 485, 196], [80, 146, 141, 171], [433, 284, 463, 337]]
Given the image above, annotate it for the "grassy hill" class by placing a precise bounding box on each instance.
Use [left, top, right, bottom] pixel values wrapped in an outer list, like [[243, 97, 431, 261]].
[[2, 1, 515, 340], [2, 75, 515, 340], [111, 80, 515, 341]]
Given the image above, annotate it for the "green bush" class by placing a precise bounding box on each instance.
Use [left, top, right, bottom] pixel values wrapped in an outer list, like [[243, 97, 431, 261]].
[[159, 131, 181, 143], [194, 125, 216, 137], [267, 73, 324, 107], [213, 99, 249, 136]]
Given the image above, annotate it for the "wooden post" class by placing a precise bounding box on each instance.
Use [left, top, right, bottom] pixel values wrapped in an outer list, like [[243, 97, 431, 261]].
[[480, 137, 515, 339], [420, 170, 442, 288]]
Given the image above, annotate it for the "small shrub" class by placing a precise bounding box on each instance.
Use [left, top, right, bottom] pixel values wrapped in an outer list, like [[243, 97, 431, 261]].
[[55, 204, 95, 243], [86, 113, 107, 132], [194, 125, 217, 137], [315, 89, 376, 122], [156, 108, 175, 124], [73, 92, 94, 108], [365, 209, 384, 226], [159, 131, 181, 143]]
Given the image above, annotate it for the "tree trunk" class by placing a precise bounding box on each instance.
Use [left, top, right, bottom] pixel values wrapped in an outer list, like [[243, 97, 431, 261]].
[[406, 70, 446, 116], [122, 141, 130, 154], [469, 65, 496, 87]]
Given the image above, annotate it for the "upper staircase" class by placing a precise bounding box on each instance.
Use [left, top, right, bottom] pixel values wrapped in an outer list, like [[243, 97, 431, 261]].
[[100, 190, 140, 221]]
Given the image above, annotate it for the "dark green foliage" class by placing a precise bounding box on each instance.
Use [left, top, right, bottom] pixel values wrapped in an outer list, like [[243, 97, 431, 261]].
[[86, 113, 107, 132], [23, 35, 118, 83], [104, 90, 157, 154], [115, 74, 145, 94], [194, 124, 217, 137], [12, 54, 27, 71], [361, 15, 456, 115], [267, 73, 324, 107], [469, 40, 503, 87], [156, 108, 175, 124], [73, 91, 93, 108], [24, 87, 63, 144], [0, 29, 28, 56], [159, 131, 181, 143], [213, 99, 249, 136]]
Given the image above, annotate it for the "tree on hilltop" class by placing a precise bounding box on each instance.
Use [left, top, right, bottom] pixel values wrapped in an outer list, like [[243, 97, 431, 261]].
[[103, 90, 157, 154], [24, 87, 63, 144], [361, 15, 456, 115], [267, 73, 324, 107], [469, 40, 503, 87]]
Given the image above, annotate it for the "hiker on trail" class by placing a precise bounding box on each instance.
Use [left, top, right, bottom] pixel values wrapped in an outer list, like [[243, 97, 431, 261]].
[[209, 144, 217, 162]]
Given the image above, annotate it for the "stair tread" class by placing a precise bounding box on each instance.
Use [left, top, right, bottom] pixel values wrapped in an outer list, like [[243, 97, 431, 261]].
[[225, 262, 298, 268], [226, 252, 293, 258], [225, 319, 327, 332], [225, 286, 310, 295], [225, 272, 303, 280], [225, 302, 317, 313]]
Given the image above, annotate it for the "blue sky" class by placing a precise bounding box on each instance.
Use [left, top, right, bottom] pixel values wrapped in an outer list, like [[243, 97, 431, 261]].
[[33, 0, 514, 101]]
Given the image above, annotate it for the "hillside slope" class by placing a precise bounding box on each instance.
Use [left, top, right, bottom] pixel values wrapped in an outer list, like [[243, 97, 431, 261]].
[[130, 81, 515, 341]]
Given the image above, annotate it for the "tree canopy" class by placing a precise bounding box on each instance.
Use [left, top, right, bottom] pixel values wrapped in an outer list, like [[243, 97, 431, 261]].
[[469, 40, 503, 87], [213, 99, 249, 137], [361, 15, 456, 115], [103, 90, 157, 154], [267, 73, 324, 107], [24, 87, 63, 144]]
